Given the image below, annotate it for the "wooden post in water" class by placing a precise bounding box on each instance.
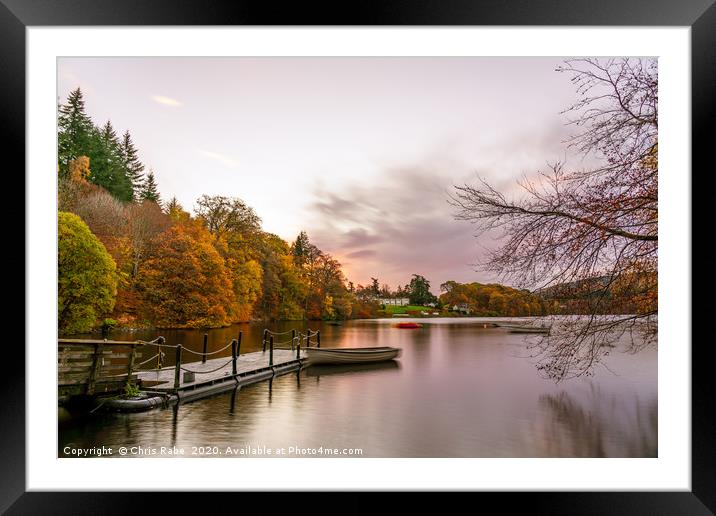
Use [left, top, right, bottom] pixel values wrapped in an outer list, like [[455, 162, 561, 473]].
[[296, 332, 301, 360], [231, 339, 238, 376], [126, 344, 137, 387], [202, 333, 208, 364], [316, 330, 321, 349], [156, 336, 165, 369], [87, 342, 104, 395], [263, 329, 268, 352], [174, 344, 183, 390], [269, 335, 274, 367], [236, 331, 242, 356], [291, 329, 296, 351]]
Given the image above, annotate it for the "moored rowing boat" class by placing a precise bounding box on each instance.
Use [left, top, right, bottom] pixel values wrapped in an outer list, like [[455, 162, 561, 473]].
[[497, 323, 551, 334], [305, 346, 401, 365]]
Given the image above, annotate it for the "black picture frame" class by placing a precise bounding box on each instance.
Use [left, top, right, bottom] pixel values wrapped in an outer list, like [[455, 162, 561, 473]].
[[5, 0, 712, 513]]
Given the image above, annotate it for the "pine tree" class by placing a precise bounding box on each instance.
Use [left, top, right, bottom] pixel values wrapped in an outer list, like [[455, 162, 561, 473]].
[[292, 231, 311, 265], [119, 131, 145, 200], [140, 169, 161, 204], [165, 196, 181, 214], [57, 88, 94, 177], [87, 121, 133, 202]]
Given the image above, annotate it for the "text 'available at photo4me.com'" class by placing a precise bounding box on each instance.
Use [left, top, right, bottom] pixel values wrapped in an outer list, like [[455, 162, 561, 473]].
[[62, 442, 365, 457]]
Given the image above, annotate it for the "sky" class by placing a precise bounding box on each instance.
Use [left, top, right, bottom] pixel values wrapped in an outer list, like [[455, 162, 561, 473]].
[[58, 57, 591, 291]]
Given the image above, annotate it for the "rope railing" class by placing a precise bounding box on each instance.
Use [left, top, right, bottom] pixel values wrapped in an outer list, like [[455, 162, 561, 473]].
[[270, 339, 294, 346], [181, 340, 234, 357], [180, 358, 234, 375], [135, 352, 163, 368], [138, 337, 178, 348], [265, 329, 294, 336]]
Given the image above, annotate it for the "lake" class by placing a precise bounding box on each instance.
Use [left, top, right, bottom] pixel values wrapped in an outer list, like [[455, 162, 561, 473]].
[[58, 318, 657, 457]]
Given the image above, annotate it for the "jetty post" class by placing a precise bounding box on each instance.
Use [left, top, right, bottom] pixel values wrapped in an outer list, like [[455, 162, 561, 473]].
[[269, 335, 274, 367], [202, 333, 208, 364], [87, 341, 104, 395], [174, 344, 182, 389], [316, 331, 321, 348], [236, 331, 242, 356], [126, 344, 137, 387], [231, 338, 238, 376], [291, 329, 296, 351], [263, 329, 268, 352]]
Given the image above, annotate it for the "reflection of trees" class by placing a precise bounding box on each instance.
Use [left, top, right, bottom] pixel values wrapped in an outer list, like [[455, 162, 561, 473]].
[[536, 386, 657, 457]]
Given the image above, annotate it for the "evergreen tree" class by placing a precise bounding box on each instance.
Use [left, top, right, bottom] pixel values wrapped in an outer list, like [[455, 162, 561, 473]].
[[165, 196, 181, 214], [140, 169, 161, 204], [57, 88, 94, 177], [407, 274, 438, 305], [87, 121, 133, 202], [119, 131, 145, 200], [370, 277, 380, 297], [291, 231, 311, 265]]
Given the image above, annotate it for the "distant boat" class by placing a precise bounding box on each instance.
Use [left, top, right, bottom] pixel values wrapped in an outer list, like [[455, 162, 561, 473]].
[[497, 323, 551, 334], [305, 346, 401, 365], [326, 321, 343, 326], [395, 322, 422, 329]]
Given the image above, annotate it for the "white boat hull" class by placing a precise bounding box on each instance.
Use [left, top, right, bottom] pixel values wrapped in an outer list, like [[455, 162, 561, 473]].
[[498, 324, 551, 334], [305, 347, 401, 365]]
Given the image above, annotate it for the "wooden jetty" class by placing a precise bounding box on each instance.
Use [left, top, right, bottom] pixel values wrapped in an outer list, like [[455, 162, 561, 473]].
[[58, 329, 321, 411], [58, 339, 144, 401]]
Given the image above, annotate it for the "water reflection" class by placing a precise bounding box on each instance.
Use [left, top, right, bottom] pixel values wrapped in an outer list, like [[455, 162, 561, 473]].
[[59, 319, 657, 458], [305, 361, 401, 377], [535, 387, 657, 457]]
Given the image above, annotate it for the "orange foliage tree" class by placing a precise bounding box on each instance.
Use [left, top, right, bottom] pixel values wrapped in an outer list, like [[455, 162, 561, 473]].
[[136, 219, 238, 328]]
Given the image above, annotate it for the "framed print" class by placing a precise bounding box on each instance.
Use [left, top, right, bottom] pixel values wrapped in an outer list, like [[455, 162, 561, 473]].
[[5, 0, 713, 512]]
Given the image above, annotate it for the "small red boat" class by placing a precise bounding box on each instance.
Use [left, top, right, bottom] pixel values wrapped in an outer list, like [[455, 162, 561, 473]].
[[395, 322, 422, 329]]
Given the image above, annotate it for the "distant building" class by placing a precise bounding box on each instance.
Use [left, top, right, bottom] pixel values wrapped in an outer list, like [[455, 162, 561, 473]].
[[378, 297, 410, 306], [451, 303, 471, 314]]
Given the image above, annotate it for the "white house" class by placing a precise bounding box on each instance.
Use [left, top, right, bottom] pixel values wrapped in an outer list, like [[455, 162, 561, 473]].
[[378, 297, 410, 306]]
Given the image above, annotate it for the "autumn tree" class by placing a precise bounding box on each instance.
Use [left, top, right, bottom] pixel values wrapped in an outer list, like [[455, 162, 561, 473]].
[[449, 58, 658, 381], [58, 156, 92, 212], [58, 212, 118, 334], [136, 220, 237, 328], [125, 200, 171, 279], [256, 233, 307, 320], [195, 195, 261, 243], [69, 185, 128, 259], [165, 196, 190, 223]]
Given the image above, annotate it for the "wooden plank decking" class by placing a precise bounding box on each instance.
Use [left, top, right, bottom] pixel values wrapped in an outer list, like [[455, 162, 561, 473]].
[[136, 349, 307, 392]]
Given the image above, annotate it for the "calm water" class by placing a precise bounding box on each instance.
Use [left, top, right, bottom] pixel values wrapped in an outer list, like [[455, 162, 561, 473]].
[[59, 318, 657, 457]]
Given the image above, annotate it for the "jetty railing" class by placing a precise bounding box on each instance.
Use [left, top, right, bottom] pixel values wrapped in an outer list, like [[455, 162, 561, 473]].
[[58, 338, 151, 397], [60, 328, 321, 397]]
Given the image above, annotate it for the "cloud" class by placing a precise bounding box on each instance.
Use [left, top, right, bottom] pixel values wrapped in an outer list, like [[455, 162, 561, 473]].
[[152, 95, 183, 107], [306, 164, 493, 290], [345, 249, 378, 259], [198, 150, 239, 168]]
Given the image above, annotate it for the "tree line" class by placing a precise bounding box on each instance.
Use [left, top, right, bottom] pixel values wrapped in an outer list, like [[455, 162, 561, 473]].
[[56, 89, 386, 333], [439, 281, 547, 317], [56, 87, 572, 334]]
